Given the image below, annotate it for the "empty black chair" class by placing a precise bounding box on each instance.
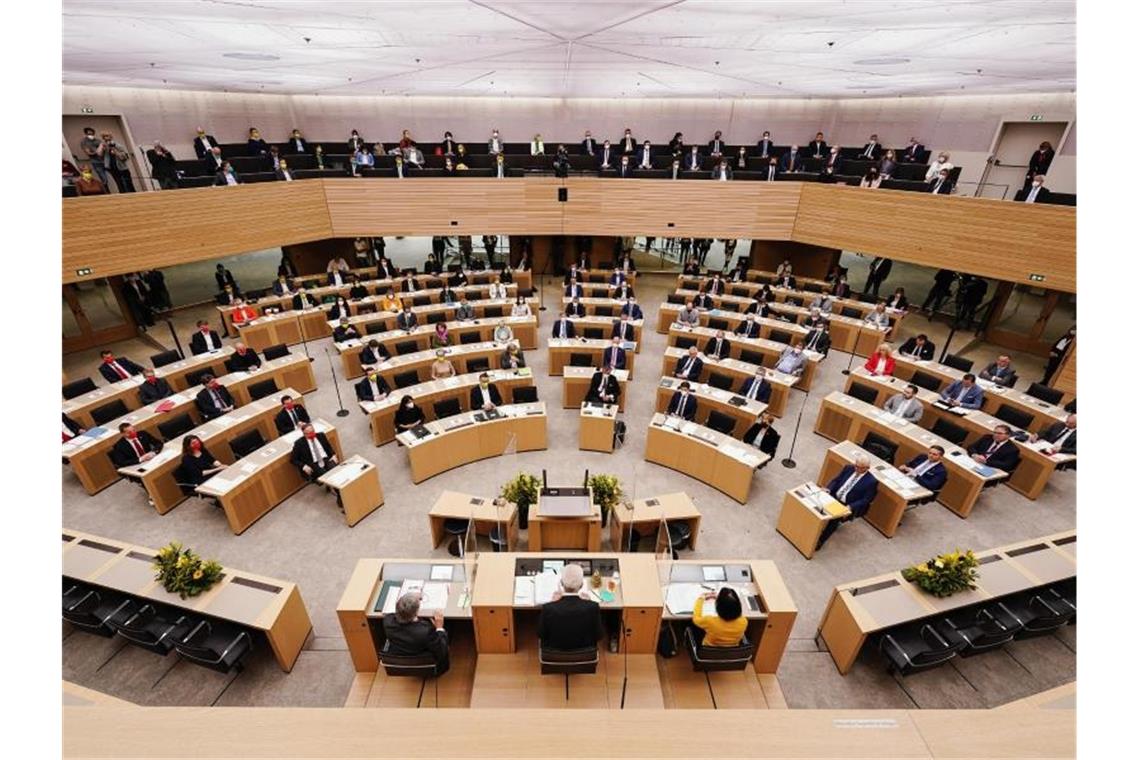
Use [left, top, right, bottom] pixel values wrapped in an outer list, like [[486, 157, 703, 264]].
[[1001, 590, 1076, 638], [731, 287, 750, 297], [174, 619, 253, 674], [263, 343, 289, 360], [539, 645, 598, 676], [366, 321, 387, 335], [879, 623, 965, 675], [910, 370, 943, 392], [707, 373, 733, 391], [395, 340, 419, 356], [247, 378, 278, 401], [63, 377, 98, 400], [229, 429, 265, 459], [357, 304, 377, 315], [667, 521, 693, 557], [589, 288, 609, 299], [569, 353, 593, 367], [995, 404, 1034, 432], [484, 305, 504, 318], [705, 410, 736, 436], [584, 327, 604, 340], [943, 354, 974, 372], [803, 282, 823, 293], [707, 318, 729, 331], [720, 302, 740, 313], [934, 605, 1023, 656], [858, 293, 877, 303], [460, 331, 481, 345], [426, 278, 443, 290], [840, 306, 861, 318], [62, 584, 134, 637], [769, 329, 793, 345], [443, 518, 470, 557], [739, 349, 764, 366], [433, 398, 461, 419], [157, 413, 194, 441], [674, 336, 697, 351], [1026, 382, 1064, 406], [666, 293, 685, 305], [846, 382, 879, 405], [466, 357, 490, 373], [91, 399, 129, 426], [518, 287, 534, 298], [785, 295, 804, 307], [684, 628, 753, 673], [426, 311, 446, 324], [512, 386, 538, 404], [931, 418, 968, 446], [862, 430, 899, 463], [413, 296, 430, 307], [185, 369, 211, 388], [594, 305, 613, 317], [109, 604, 191, 655], [150, 349, 182, 368], [394, 370, 420, 389]]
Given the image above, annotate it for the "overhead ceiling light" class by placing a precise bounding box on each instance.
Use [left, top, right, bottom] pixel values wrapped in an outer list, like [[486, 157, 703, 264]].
[[223, 52, 281, 61], [853, 57, 910, 66]]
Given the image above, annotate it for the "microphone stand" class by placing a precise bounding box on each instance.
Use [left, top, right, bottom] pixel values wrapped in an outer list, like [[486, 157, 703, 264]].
[[781, 388, 811, 469], [324, 347, 350, 417], [840, 347, 858, 376]]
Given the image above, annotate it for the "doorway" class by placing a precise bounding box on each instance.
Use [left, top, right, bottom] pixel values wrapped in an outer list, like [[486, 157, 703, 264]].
[[62, 278, 139, 354], [62, 114, 147, 192], [980, 121, 1069, 200]]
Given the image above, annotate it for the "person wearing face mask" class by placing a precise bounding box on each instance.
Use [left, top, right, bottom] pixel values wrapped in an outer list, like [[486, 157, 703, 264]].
[[431, 321, 451, 349], [666, 381, 698, 421], [821, 146, 842, 177], [74, 168, 107, 196], [247, 127, 269, 156], [470, 373, 502, 411], [395, 395, 427, 432], [585, 364, 620, 405], [780, 145, 802, 174], [1014, 175, 1052, 204], [879, 149, 898, 180], [711, 159, 732, 181], [428, 350, 455, 380], [273, 394, 310, 434], [1025, 141, 1055, 191], [500, 343, 526, 371], [703, 330, 731, 361], [620, 296, 643, 321], [79, 127, 110, 186], [581, 130, 596, 156], [195, 375, 235, 420], [685, 145, 703, 172], [620, 128, 637, 154], [736, 145, 748, 169], [202, 145, 226, 173], [928, 168, 954, 194], [146, 142, 179, 190], [808, 132, 828, 159], [229, 342, 262, 372], [110, 423, 163, 468], [361, 339, 390, 367], [292, 284, 319, 310], [637, 140, 654, 170], [738, 367, 772, 403], [332, 318, 361, 344], [529, 134, 545, 156], [230, 298, 257, 327], [775, 342, 807, 376], [189, 319, 223, 355], [756, 131, 773, 158], [180, 435, 225, 485], [286, 129, 308, 154], [138, 369, 173, 405], [192, 126, 219, 159], [859, 166, 882, 189], [902, 137, 925, 163], [734, 314, 762, 339], [348, 130, 366, 153], [275, 158, 295, 182], [439, 131, 456, 156], [617, 155, 634, 178], [602, 335, 627, 370], [488, 129, 503, 155], [925, 152, 954, 182], [707, 130, 725, 159], [803, 321, 831, 356], [673, 346, 704, 381], [355, 367, 391, 402], [396, 305, 418, 332], [884, 384, 924, 424], [291, 423, 338, 481], [99, 350, 144, 383], [314, 144, 326, 169], [214, 159, 241, 186], [742, 413, 781, 457]]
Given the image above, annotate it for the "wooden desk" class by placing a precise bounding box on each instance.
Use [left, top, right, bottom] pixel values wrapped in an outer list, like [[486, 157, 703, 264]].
[[644, 413, 769, 504], [817, 530, 1076, 674], [318, 454, 385, 527], [775, 484, 850, 560], [395, 402, 548, 483], [360, 369, 535, 445], [655, 376, 767, 438], [577, 268, 638, 285], [238, 308, 329, 351], [557, 296, 630, 317], [547, 337, 638, 377], [428, 491, 519, 552], [560, 315, 644, 351], [610, 492, 701, 552], [64, 529, 312, 671], [747, 268, 832, 292], [660, 346, 796, 417], [666, 324, 821, 391], [197, 419, 344, 535], [579, 403, 617, 453], [818, 441, 933, 538], [561, 366, 629, 412], [528, 501, 603, 552], [360, 341, 505, 387], [655, 302, 810, 345]]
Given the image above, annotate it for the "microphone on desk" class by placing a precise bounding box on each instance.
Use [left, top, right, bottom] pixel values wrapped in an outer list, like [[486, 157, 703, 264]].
[[324, 347, 350, 418]]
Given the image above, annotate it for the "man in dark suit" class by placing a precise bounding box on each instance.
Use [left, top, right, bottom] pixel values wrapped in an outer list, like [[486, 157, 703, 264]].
[[738, 367, 772, 404], [333, 319, 361, 343], [803, 323, 831, 356], [779, 146, 801, 173], [1029, 414, 1077, 456], [602, 337, 627, 370], [292, 286, 319, 310], [756, 131, 774, 158], [229, 342, 262, 371], [275, 159, 295, 182], [808, 133, 828, 159], [383, 592, 450, 675], [742, 413, 780, 456], [109, 422, 163, 468], [396, 306, 418, 331], [705, 273, 725, 296], [710, 160, 733, 181], [291, 423, 338, 480], [928, 169, 954, 194], [360, 339, 390, 366], [585, 365, 620, 405], [377, 257, 399, 280], [189, 320, 224, 355], [818, 454, 879, 549], [565, 298, 586, 318], [684, 146, 703, 172], [902, 138, 925, 162], [538, 565, 603, 652], [551, 315, 576, 339], [979, 355, 1017, 387], [967, 425, 1021, 472], [860, 135, 882, 160], [1014, 175, 1052, 203], [470, 373, 502, 411], [863, 257, 893, 298], [274, 395, 310, 435], [666, 381, 698, 421], [193, 128, 219, 159], [597, 140, 615, 170], [99, 350, 144, 383], [581, 131, 596, 156], [620, 297, 643, 320], [732, 314, 761, 338], [286, 129, 309, 154], [195, 375, 235, 420], [921, 269, 956, 316], [899, 446, 949, 492], [1025, 142, 1055, 190], [355, 368, 391, 402], [138, 369, 173, 405], [898, 334, 935, 361], [565, 279, 584, 298], [617, 155, 635, 178], [703, 330, 731, 360], [673, 346, 704, 381], [821, 147, 843, 176], [607, 316, 634, 346]]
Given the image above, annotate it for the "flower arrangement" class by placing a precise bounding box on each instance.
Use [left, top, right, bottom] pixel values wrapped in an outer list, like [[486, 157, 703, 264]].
[[588, 474, 623, 527], [901, 549, 979, 598], [500, 472, 541, 529], [153, 542, 224, 599]]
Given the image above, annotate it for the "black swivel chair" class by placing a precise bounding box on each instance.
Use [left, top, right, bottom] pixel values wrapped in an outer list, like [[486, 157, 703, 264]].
[[769, 329, 793, 345], [62, 584, 135, 637], [674, 336, 697, 351], [433, 398, 462, 419], [378, 639, 444, 692], [91, 400, 129, 426], [934, 605, 1023, 656], [594, 305, 613, 317], [1001, 589, 1076, 638], [862, 430, 899, 463], [666, 293, 686, 305], [739, 349, 764, 366], [357, 304, 377, 316], [150, 349, 182, 368], [569, 353, 593, 368], [840, 306, 862, 318], [707, 373, 733, 391], [460, 331, 481, 345], [262, 343, 290, 360], [466, 357, 490, 373], [512, 386, 538, 404], [667, 521, 693, 558], [484, 305, 504, 318], [185, 369, 211, 388], [785, 295, 804, 307], [995, 404, 1034, 432], [719, 302, 740, 313], [705, 410, 736, 436], [174, 619, 254, 674], [426, 312, 446, 324], [943, 354, 974, 372], [394, 370, 421, 389], [413, 295, 431, 307], [109, 604, 192, 655], [683, 628, 754, 675], [443, 518, 470, 558], [1026, 382, 1065, 406], [63, 377, 98, 400], [731, 286, 750, 298], [583, 327, 604, 340], [158, 413, 195, 441], [846, 382, 880, 405], [879, 622, 965, 675], [910, 371, 943, 392], [366, 322, 387, 335], [395, 340, 419, 356], [539, 643, 600, 702], [707, 318, 729, 331], [247, 378, 278, 401], [931, 418, 969, 446], [229, 429, 266, 459]]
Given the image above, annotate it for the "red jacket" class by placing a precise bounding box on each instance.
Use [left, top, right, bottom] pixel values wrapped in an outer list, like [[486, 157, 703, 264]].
[[864, 354, 896, 376]]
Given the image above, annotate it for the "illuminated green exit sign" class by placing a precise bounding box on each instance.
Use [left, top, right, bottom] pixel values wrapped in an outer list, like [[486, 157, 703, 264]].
[[1029, 115, 1044, 121]]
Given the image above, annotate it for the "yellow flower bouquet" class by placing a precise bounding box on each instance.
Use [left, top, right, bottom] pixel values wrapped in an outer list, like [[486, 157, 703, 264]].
[[901, 549, 979, 598], [153, 542, 223, 598]]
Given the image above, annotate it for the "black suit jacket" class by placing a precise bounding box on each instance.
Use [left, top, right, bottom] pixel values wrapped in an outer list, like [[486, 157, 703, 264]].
[[738, 377, 771, 403], [898, 337, 935, 361], [193, 134, 219, 159], [291, 431, 336, 470], [377, 262, 399, 280], [274, 404, 311, 435], [99, 358, 145, 383], [703, 336, 731, 360], [538, 596, 603, 651], [1027, 149, 1055, 177], [667, 391, 698, 421], [903, 143, 925, 162], [565, 303, 586, 318], [286, 137, 309, 154], [552, 319, 576, 339], [928, 178, 954, 194], [361, 344, 390, 365], [742, 423, 780, 456], [780, 153, 802, 172], [229, 348, 262, 371], [674, 355, 704, 381], [1038, 422, 1077, 455], [803, 328, 831, 355], [355, 375, 391, 402], [861, 142, 882, 160], [333, 325, 361, 343], [110, 431, 163, 468], [734, 321, 761, 339], [611, 320, 636, 341], [967, 436, 1021, 472], [1014, 187, 1052, 203], [292, 293, 319, 310], [383, 614, 449, 666], [396, 312, 419, 330], [189, 330, 223, 355], [469, 384, 503, 408], [585, 372, 621, 404], [196, 385, 234, 419], [138, 377, 173, 405], [808, 140, 828, 158]]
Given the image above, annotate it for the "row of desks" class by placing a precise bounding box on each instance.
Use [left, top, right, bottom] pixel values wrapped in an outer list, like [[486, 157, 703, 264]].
[[644, 413, 771, 503], [548, 337, 638, 377], [660, 346, 798, 417], [665, 323, 822, 391]]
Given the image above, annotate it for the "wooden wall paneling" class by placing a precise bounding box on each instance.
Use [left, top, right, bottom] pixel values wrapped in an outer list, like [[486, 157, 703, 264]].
[[1050, 337, 1076, 399], [748, 240, 840, 278]]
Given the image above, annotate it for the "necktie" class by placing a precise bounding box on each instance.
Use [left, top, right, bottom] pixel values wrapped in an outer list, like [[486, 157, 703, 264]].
[[748, 382, 758, 400], [1054, 429, 1073, 447], [560, 322, 567, 338], [768, 167, 774, 181], [211, 389, 222, 408], [289, 410, 298, 425], [111, 362, 128, 379], [913, 459, 933, 477], [684, 358, 694, 375], [837, 472, 861, 502], [933, 180, 942, 194], [130, 438, 144, 458], [987, 441, 999, 456]]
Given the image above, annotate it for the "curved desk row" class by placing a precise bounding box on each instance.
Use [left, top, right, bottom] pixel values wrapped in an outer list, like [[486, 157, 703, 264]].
[[562, 366, 629, 411], [660, 346, 797, 417], [548, 314, 645, 349], [666, 324, 822, 391], [644, 413, 770, 503], [655, 376, 768, 438], [548, 337, 638, 377], [353, 340, 513, 388]]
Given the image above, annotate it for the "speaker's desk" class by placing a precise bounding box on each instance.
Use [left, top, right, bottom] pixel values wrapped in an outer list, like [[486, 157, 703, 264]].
[[317, 454, 385, 527], [610, 492, 702, 553], [579, 402, 618, 453], [561, 366, 628, 412]]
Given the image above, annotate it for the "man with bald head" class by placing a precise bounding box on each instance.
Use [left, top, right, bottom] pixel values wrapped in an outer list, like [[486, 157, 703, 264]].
[[537, 564, 604, 652], [817, 453, 879, 550]]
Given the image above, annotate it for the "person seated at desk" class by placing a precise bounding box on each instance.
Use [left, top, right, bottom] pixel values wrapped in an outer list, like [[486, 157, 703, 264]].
[[63, 413, 86, 442], [692, 587, 747, 647], [347, 276, 369, 301], [774, 272, 796, 290], [818, 454, 879, 549], [501, 343, 526, 371], [565, 298, 586, 318], [511, 295, 532, 317], [885, 287, 908, 311], [400, 272, 418, 293], [493, 320, 514, 344], [333, 319, 361, 343], [676, 301, 701, 327], [967, 424, 1021, 472], [804, 323, 831, 356], [612, 280, 635, 301], [833, 276, 852, 299], [564, 279, 584, 299], [864, 302, 891, 330], [454, 297, 476, 321], [110, 422, 163, 468], [899, 333, 935, 361], [809, 291, 835, 314], [674, 346, 704, 381], [99, 350, 144, 383], [612, 313, 636, 342], [275, 394, 310, 434], [395, 395, 426, 432], [195, 375, 234, 420], [423, 254, 442, 276], [979, 355, 1017, 387], [431, 350, 456, 380], [602, 335, 627, 370], [738, 366, 772, 403], [230, 299, 258, 327], [1029, 414, 1077, 455], [488, 277, 508, 300], [377, 256, 399, 280], [563, 264, 582, 286], [450, 269, 469, 288], [620, 296, 643, 321], [292, 286, 319, 310], [272, 275, 294, 297], [189, 320, 223, 355], [229, 342, 261, 371], [138, 369, 173, 405], [884, 383, 924, 423], [666, 381, 698, 421], [355, 367, 391, 402], [608, 267, 627, 286], [742, 412, 780, 457], [539, 564, 603, 653], [327, 267, 348, 288], [291, 423, 337, 481], [682, 258, 701, 277], [379, 288, 402, 313], [774, 342, 807, 376], [586, 364, 620, 405], [730, 314, 759, 339], [704, 330, 731, 360], [329, 297, 353, 322], [864, 343, 896, 376], [939, 373, 984, 410], [436, 284, 458, 305], [552, 314, 576, 339], [705, 273, 726, 296], [217, 283, 242, 306], [743, 296, 769, 319], [692, 290, 714, 310], [180, 435, 225, 485], [899, 445, 949, 492], [361, 339, 390, 366], [396, 306, 418, 331], [430, 322, 451, 349], [470, 373, 502, 411]]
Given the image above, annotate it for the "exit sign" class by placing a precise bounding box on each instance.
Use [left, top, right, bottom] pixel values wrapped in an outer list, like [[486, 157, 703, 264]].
[[1029, 274, 1046, 282], [76, 267, 93, 276], [1029, 114, 1044, 121], [80, 105, 94, 114]]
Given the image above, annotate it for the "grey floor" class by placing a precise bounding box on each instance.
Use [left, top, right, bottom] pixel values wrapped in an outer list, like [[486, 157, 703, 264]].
[[61, 265, 1075, 709]]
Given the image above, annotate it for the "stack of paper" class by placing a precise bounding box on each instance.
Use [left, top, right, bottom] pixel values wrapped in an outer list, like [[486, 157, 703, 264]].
[[665, 583, 703, 615], [534, 572, 561, 605], [513, 577, 535, 606]]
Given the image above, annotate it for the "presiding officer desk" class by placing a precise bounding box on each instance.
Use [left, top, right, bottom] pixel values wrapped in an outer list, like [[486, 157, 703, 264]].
[[395, 401, 548, 483], [817, 530, 1075, 674], [666, 323, 823, 391], [64, 353, 317, 496], [644, 412, 770, 503], [64, 529, 313, 671], [844, 369, 1076, 500], [814, 390, 1007, 518], [660, 345, 797, 417], [562, 365, 629, 411]]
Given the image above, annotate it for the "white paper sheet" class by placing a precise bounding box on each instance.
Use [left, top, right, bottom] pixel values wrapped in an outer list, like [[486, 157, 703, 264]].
[[665, 583, 704, 615]]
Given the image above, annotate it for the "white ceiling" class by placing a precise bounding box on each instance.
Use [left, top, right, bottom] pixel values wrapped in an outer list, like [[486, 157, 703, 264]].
[[62, 0, 1076, 98]]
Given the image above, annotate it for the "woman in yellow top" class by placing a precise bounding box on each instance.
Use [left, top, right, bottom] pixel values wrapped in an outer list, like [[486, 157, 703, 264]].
[[379, 288, 402, 312], [692, 587, 747, 646]]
